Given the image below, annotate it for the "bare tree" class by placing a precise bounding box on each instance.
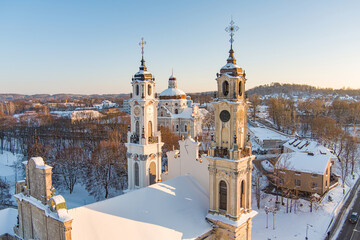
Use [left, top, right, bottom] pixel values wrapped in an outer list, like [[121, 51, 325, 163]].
[[250, 94, 261, 120], [54, 146, 87, 194], [0, 178, 12, 209], [85, 141, 124, 200], [252, 169, 264, 209]]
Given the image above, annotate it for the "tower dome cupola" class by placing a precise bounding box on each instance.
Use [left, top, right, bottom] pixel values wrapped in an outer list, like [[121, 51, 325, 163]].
[[220, 21, 243, 77], [168, 72, 177, 88], [133, 38, 154, 81]]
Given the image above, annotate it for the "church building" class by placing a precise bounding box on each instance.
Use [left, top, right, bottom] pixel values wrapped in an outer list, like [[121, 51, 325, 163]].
[[158, 73, 207, 139], [2, 20, 257, 240]]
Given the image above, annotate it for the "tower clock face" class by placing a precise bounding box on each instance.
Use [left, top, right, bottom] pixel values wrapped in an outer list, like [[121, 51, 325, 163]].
[[220, 110, 230, 122], [134, 106, 141, 116]]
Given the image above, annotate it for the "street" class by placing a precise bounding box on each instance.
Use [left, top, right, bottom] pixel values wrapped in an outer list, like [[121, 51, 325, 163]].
[[336, 189, 360, 240]]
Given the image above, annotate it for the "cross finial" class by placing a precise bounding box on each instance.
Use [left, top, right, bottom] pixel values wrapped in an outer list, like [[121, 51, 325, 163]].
[[225, 19, 239, 49], [139, 37, 146, 59]]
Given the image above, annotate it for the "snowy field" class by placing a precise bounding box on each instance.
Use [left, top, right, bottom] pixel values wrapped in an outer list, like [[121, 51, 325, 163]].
[[0, 150, 23, 183], [252, 184, 351, 240], [58, 184, 96, 209], [0, 150, 25, 205]]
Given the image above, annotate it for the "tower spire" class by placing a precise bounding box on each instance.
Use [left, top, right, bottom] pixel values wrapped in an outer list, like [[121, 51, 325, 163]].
[[139, 37, 147, 71], [225, 19, 239, 64]]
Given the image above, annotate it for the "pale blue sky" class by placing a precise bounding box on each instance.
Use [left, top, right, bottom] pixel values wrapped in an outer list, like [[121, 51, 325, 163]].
[[0, 0, 359, 94]]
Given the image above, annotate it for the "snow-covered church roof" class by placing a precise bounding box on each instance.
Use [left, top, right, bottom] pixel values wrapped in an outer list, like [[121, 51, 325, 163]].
[[159, 74, 187, 99], [159, 87, 186, 97], [68, 175, 212, 240]]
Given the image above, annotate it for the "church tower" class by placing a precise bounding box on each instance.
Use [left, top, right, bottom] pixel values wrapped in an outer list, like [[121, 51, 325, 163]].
[[126, 38, 164, 190], [206, 21, 257, 240]]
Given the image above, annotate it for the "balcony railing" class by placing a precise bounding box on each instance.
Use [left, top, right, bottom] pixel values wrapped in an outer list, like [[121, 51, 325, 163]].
[[213, 147, 229, 158], [130, 134, 140, 144], [148, 136, 159, 144]]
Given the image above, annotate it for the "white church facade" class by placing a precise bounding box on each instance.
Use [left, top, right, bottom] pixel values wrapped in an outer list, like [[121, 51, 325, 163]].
[[158, 74, 207, 139], [1, 21, 257, 240]]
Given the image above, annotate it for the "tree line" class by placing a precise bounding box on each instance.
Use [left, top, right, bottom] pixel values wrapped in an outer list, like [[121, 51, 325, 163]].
[[0, 110, 130, 201]]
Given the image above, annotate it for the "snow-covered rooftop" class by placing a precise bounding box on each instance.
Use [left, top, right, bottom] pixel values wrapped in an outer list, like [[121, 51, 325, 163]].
[[68, 175, 212, 240], [159, 87, 186, 97], [221, 62, 241, 70], [276, 152, 331, 175], [159, 106, 195, 119], [283, 138, 336, 158], [0, 208, 17, 237], [248, 126, 289, 141]]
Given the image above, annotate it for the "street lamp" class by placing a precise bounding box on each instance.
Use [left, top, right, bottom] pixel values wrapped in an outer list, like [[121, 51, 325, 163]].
[[305, 224, 313, 240]]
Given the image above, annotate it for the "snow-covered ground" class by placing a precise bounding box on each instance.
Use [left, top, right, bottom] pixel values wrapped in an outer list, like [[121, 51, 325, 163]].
[[57, 184, 96, 209], [0, 150, 25, 205], [0, 150, 23, 183], [252, 184, 351, 240], [252, 156, 360, 240]]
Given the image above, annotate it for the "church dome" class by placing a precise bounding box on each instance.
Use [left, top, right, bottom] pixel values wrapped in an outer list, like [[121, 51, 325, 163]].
[[159, 74, 187, 99], [133, 58, 154, 81], [220, 48, 243, 77], [159, 88, 186, 98]]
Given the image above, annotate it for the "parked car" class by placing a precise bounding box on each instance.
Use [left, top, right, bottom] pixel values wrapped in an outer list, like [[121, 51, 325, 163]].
[[349, 212, 359, 223]]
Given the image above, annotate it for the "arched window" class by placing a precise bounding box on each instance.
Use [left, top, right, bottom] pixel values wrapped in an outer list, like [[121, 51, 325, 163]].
[[239, 81, 243, 96], [149, 162, 156, 185], [135, 121, 140, 135], [148, 84, 152, 96], [222, 81, 229, 96], [148, 121, 152, 137], [219, 180, 227, 211], [175, 109, 178, 114], [160, 112, 163, 117], [240, 180, 245, 208], [175, 103, 178, 106], [136, 85, 139, 96], [134, 162, 139, 187], [184, 124, 188, 133], [176, 125, 179, 132]]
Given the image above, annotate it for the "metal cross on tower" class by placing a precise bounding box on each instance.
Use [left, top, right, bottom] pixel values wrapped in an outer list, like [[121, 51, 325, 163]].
[[139, 37, 146, 59], [225, 19, 239, 49]]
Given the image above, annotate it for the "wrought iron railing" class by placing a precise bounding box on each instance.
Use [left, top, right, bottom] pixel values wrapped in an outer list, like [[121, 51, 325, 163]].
[[213, 147, 229, 158], [130, 134, 140, 144]]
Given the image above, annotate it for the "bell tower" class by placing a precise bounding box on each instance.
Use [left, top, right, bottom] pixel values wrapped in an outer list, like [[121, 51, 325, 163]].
[[125, 38, 164, 190], [205, 20, 257, 240]]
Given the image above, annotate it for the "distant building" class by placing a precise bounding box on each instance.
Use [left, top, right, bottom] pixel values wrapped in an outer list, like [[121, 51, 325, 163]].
[[158, 74, 208, 138], [94, 100, 118, 110], [275, 152, 331, 196], [70, 110, 103, 123], [121, 99, 131, 114], [248, 125, 289, 152]]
